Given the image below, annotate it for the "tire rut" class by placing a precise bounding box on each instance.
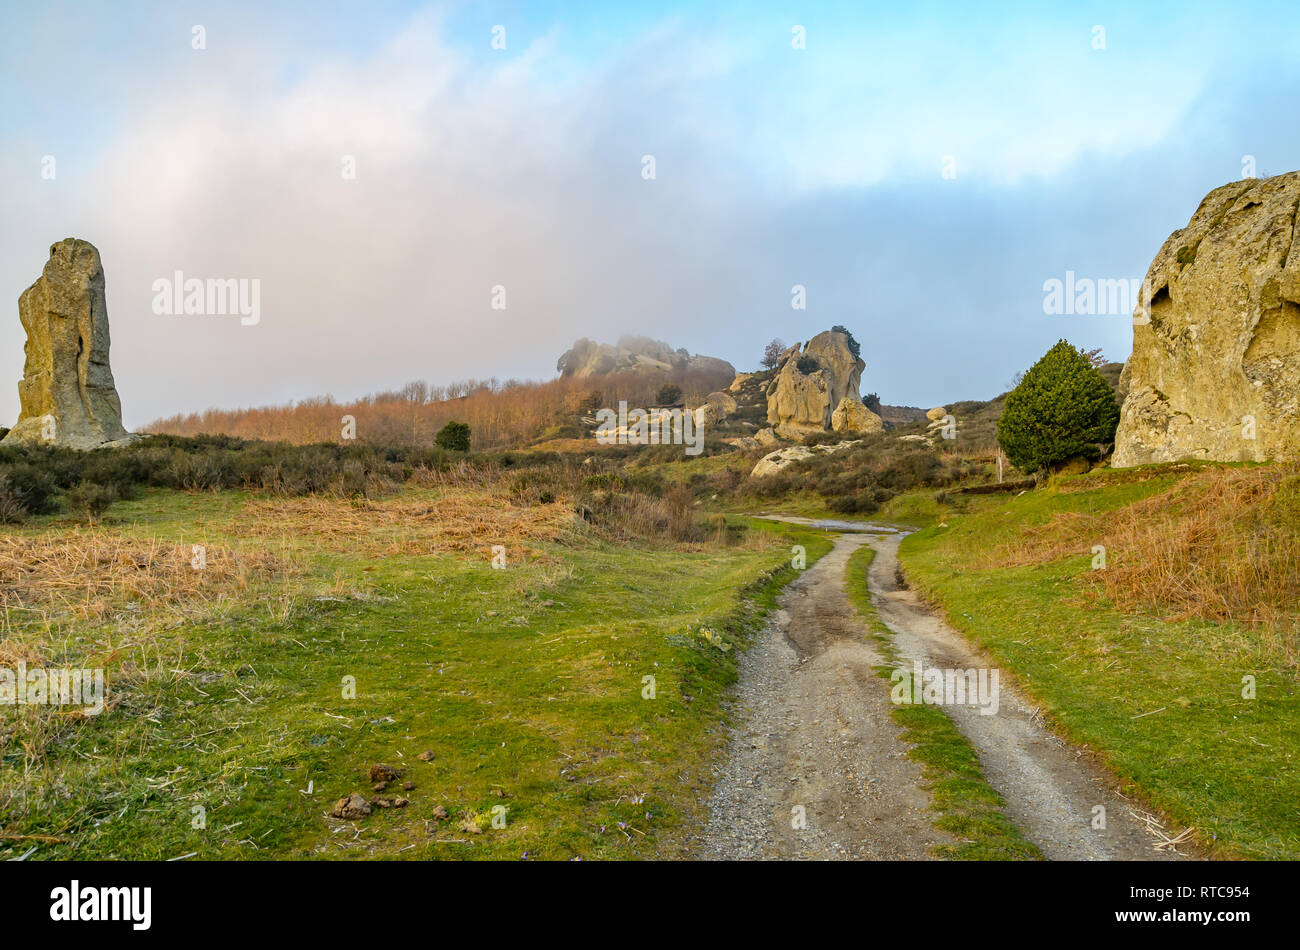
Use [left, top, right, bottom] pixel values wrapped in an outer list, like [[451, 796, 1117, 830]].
[[866, 531, 1192, 860]]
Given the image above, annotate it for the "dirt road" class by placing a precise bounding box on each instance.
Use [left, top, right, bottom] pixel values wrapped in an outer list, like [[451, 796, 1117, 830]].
[[698, 521, 1191, 860]]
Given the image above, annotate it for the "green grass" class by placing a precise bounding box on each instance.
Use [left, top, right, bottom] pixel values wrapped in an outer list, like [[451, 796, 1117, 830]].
[[843, 545, 1041, 860], [1, 488, 830, 860], [895, 469, 1300, 859]]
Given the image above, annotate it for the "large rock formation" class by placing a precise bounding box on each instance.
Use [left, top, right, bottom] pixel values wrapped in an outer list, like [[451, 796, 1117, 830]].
[[1113, 174, 1300, 466], [2, 239, 134, 450], [765, 329, 866, 439], [557, 335, 734, 381]]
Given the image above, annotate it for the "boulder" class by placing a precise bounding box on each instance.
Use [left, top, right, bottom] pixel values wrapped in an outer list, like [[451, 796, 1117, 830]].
[[925, 406, 947, 422], [1113, 173, 1300, 466], [754, 427, 781, 447], [694, 390, 737, 427], [831, 396, 883, 434], [750, 439, 861, 477], [765, 330, 865, 439], [2, 239, 134, 449], [750, 445, 816, 477], [692, 403, 721, 427], [812, 439, 861, 454]]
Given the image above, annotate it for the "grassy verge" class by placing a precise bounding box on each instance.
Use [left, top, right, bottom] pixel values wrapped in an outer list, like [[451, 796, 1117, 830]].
[[896, 463, 1299, 859], [1, 487, 828, 860], [843, 544, 1041, 860]]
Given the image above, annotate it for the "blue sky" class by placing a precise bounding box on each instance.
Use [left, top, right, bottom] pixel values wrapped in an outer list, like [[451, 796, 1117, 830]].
[[3, 1, 1300, 425]]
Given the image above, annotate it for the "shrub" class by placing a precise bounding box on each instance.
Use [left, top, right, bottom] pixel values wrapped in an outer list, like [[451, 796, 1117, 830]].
[[831, 324, 861, 359], [0, 463, 59, 514], [0, 474, 27, 523], [997, 340, 1120, 474], [801, 430, 842, 447], [435, 421, 471, 452], [67, 481, 116, 523], [655, 383, 683, 406], [828, 492, 879, 514]]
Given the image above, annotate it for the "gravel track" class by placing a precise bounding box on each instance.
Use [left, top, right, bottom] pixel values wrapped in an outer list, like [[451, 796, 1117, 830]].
[[697, 521, 1195, 861]]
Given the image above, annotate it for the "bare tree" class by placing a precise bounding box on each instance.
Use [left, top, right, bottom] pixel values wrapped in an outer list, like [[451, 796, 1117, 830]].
[[761, 338, 786, 370], [1080, 347, 1107, 368]]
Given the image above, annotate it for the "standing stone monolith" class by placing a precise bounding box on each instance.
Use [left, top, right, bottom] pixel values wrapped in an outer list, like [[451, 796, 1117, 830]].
[[2, 239, 134, 449]]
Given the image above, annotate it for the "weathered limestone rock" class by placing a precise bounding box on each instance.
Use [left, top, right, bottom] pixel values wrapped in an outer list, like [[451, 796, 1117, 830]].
[[754, 427, 781, 447], [750, 439, 862, 477], [765, 330, 865, 439], [729, 372, 757, 393], [925, 406, 947, 422], [831, 396, 883, 434], [750, 445, 816, 477], [1113, 173, 1300, 466], [2, 239, 134, 450]]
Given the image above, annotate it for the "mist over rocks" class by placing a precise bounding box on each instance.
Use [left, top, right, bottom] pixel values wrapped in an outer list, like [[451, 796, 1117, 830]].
[[2, 239, 135, 450], [1113, 172, 1300, 466], [556, 335, 735, 381]]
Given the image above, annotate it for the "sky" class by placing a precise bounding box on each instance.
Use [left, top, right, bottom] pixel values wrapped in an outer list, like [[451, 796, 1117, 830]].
[[3, 0, 1300, 427]]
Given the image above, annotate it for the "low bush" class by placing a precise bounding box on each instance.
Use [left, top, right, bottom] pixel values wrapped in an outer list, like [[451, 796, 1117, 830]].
[[67, 481, 116, 523], [0, 474, 27, 523]]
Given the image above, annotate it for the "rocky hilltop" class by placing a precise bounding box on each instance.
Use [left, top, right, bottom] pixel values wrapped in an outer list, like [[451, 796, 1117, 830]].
[[556, 335, 735, 380], [2, 238, 134, 450], [1114, 173, 1300, 466]]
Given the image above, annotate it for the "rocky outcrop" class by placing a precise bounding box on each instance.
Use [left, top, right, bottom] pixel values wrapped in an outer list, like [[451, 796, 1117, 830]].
[[751, 439, 862, 477], [831, 396, 883, 434], [2, 239, 134, 450], [557, 335, 735, 381], [1113, 173, 1300, 466], [765, 330, 865, 439]]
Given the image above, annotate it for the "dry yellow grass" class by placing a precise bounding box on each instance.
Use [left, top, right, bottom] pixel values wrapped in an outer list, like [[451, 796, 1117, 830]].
[[985, 465, 1299, 653], [0, 530, 290, 628], [232, 489, 578, 559]]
